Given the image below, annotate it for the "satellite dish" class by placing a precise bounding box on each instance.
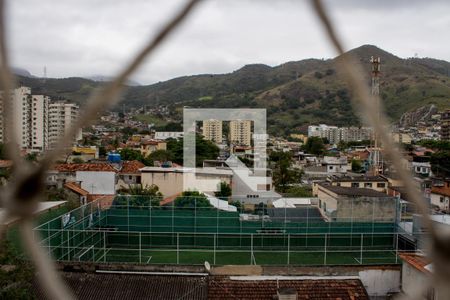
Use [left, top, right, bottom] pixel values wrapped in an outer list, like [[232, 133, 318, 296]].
[[204, 261, 211, 271]]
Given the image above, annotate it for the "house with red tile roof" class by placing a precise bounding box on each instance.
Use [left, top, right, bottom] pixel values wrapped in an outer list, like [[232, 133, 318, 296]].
[[430, 179, 450, 212], [117, 160, 145, 189], [399, 253, 434, 299]]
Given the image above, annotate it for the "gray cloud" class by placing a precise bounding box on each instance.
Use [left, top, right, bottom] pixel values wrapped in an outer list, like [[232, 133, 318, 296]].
[[8, 0, 450, 84]]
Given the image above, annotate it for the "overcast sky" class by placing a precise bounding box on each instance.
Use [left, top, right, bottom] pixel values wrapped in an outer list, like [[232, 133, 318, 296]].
[[7, 0, 450, 85]]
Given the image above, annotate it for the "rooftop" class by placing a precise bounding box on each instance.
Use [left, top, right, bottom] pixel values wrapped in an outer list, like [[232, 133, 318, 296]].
[[33, 273, 207, 300], [208, 276, 369, 300], [399, 253, 432, 274], [319, 184, 392, 197], [64, 182, 89, 196], [120, 160, 145, 174], [53, 163, 117, 173], [328, 175, 387, 183]]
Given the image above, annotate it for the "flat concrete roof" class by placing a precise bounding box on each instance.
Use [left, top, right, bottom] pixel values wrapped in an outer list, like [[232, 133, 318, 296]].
[[0, 201, 66, 228]]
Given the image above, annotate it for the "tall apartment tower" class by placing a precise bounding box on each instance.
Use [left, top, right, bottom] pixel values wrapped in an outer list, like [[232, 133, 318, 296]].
[[230, 120, 252, 146], [0, 87, 80, 152], [48, 102, 81, 148], [202, 119, 223, 144], [30, 95, 50, 151], [441, 109, 450, 141]]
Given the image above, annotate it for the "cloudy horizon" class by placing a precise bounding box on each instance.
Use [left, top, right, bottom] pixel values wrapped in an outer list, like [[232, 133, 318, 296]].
[[8, 0, 450, 85]]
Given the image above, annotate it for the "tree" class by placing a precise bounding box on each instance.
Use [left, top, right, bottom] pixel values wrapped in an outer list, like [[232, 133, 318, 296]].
[[351, 159, 363, 172], [119, 148, 143, 161], [430, 151, 450, 177], [174, 191, 212, 209], [215, 181, 232, 199], [166, 134, 219, 166], [72, 157, 84, 164], [270, 151, 303, 193], [148, 149, 173, 163], [285, 186, 312, 197], [116, 184, 162, 207], [302, 137, 326, 155]]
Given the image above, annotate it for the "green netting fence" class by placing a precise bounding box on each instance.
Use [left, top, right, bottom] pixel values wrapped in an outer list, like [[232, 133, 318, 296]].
[[33, 196, 406, 266]]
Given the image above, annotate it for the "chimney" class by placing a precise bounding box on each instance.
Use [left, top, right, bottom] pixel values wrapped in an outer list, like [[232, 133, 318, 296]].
[[276, 287, 298, 300]]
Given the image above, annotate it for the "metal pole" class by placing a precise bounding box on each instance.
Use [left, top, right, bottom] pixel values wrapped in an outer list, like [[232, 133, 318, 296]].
[[360, 233, 363, 264], [324, 233, 327, 265], [251, 234, 253, 265], [177, 233, 179, 264], [47, 223, 51, 256], [67, 230, 70, 261], [103, 231, 106, 263], [395, 233, 398, 263], [139, 232, 142, 264], [287, 234, 290, 265]]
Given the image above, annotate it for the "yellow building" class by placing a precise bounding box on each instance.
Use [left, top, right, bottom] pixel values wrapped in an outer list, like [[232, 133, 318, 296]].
[[392, 133, 412, 144], [230, 120, 252, 146], [72, 146, 98, 159], [140, 140, 167, 157], [202, 119, 223, 144]]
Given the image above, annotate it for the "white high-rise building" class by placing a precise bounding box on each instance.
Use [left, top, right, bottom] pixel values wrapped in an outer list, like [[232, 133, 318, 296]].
[[0, 87, 80, 152], [48, 102, 81, 148], [30, 95, 50, 151], [230, 120, 252, 146], [203, 119, 223, 144]]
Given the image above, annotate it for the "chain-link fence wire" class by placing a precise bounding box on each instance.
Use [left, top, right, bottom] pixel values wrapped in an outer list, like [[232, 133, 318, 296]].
[[0, 0, 202, 299], [0, 0, 447, 299]]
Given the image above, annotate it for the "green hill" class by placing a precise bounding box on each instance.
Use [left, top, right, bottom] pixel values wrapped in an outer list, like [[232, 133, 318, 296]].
[[15, 45, 450, 136]]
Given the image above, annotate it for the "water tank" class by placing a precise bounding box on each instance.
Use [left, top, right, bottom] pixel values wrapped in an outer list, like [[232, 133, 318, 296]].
[[107, 153, 121, 163]]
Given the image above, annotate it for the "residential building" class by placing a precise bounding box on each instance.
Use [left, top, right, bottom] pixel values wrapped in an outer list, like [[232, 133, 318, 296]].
[[140, 166, 233, 198], [0, 87, 80, 151], [312, 175, 388, 196], [440, 109, 450, 140], [230, 120, 252, 146], [140, 140, 167, 157], [392, 132, 412, 144], [398, 253, 435, 300], [430, 179, 450, 212], [317, 184, 396, 221], [48, 101, 81, 148], [308, 124, 373, 144], [154, 131, 184, 140], [203, 119, 223, 144], [117, 160, 145, 190]]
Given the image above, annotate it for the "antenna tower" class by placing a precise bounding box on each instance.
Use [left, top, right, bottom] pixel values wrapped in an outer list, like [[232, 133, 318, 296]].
[[370, 56, 382, 175]]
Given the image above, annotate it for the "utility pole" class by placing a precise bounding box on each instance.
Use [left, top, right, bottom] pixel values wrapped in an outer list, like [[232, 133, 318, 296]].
[[370, 56, 382, 175]]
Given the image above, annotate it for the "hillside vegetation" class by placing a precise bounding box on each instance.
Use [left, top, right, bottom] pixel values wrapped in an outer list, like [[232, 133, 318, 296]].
[[16, 45, 450, 135]]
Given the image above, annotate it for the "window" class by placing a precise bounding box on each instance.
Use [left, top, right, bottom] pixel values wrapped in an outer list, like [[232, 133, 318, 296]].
[[364, 182, 373, 188], [377, 183, 386, 188], [441, 197, 444, 203], [351, 182, 359, 188]]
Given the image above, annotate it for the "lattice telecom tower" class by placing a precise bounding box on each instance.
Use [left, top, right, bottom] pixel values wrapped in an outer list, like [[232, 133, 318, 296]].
[[370, 56, 382, 175]]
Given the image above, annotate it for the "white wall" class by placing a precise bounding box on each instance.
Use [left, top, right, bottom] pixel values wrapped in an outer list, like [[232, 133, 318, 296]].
[[76, 171, 115, 195], [358, 269, 400, 298]]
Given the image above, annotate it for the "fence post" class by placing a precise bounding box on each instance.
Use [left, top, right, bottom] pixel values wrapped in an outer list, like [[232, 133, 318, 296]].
[[287, 234, 290, 265], [395, 233, 398, 264], [323, 233, 327, 265], [103, 231, 106, 263], [66, 230, 70, 261], [47, 223, 51, 256], [360, 233, 363, 264], [214, 234, 216, 265], [251, 234, 253, 265], [177, 233, 179, 264], [139, 232, 142, 264]]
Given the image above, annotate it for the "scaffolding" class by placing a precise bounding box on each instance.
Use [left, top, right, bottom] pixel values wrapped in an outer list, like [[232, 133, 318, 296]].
[[33, 196, 416, 266]]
